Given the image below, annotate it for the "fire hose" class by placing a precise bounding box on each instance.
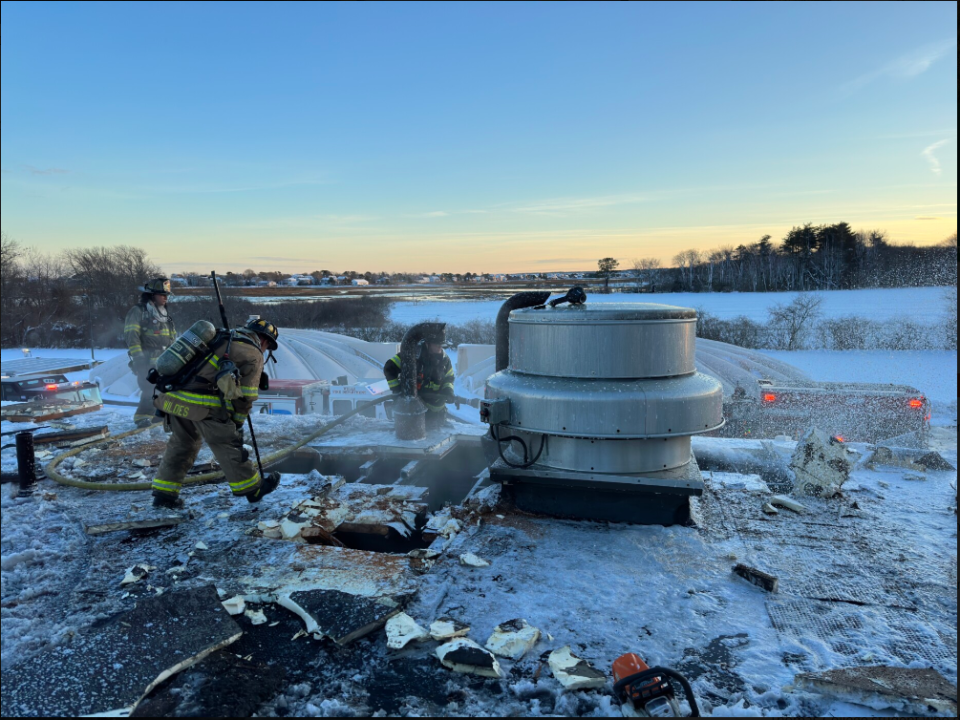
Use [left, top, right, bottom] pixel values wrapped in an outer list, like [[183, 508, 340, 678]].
[[44, 395, 393, 492]]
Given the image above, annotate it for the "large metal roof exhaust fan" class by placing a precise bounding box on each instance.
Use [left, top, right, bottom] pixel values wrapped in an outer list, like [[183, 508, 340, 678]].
[[482, 290, 723, 525]]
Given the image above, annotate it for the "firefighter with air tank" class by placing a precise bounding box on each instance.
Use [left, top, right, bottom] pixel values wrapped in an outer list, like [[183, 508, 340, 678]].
[[125, 278, 177, 427], [383, 326, 456, 430], [150, 318, 282, 509]]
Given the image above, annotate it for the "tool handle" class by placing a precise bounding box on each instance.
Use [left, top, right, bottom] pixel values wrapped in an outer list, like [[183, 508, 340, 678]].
[[246, 415, 265, 478], [211, 271, 230, 331]]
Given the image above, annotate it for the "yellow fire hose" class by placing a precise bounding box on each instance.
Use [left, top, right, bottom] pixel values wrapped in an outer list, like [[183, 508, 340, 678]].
[[45, 395, 392, 492]]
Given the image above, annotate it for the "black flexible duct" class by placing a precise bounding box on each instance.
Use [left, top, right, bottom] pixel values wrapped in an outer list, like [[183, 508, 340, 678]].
[[399, 322, 446, 397], [495, 292, 551, 372]]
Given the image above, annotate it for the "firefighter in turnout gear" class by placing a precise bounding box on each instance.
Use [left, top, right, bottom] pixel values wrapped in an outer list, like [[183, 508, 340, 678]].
[[150, 319, 281, 510], [383, 328, 455, 430], [125, 278, 177, 427]]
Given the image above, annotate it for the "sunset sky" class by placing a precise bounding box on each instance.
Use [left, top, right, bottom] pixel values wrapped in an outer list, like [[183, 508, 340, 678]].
[[1, 1, 956, 274]]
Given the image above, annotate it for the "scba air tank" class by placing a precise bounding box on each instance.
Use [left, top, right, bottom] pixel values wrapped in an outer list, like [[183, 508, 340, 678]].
[[155, 320, 218, 378]]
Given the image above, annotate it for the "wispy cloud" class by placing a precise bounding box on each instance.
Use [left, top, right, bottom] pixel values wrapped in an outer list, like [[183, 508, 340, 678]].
[[915, 216, 942, 221], [843, 38, 957, 92], [922, 139, 951, 175], [24, 165, 69, 175]]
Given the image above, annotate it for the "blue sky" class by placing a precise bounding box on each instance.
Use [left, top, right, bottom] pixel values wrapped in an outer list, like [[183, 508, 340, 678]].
[[1, 1, 956, 273]]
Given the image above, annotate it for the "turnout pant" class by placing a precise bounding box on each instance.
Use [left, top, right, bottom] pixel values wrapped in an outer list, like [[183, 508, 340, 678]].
[[134, 363, 159, 424], [152, 408, 262, 498]]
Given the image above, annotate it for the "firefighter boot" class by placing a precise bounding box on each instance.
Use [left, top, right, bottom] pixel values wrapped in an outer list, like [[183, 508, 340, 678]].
[[245, 472, 281, 503], [152, 492, 185, 510]]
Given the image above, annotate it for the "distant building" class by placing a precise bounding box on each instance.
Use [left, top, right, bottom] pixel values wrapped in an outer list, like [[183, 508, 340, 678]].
[[351, 278, 369, 286]]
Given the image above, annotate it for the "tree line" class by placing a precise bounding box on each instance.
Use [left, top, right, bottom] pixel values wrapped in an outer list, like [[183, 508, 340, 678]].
[[0, 235, 397, 348], [627, 224, 957, 293]]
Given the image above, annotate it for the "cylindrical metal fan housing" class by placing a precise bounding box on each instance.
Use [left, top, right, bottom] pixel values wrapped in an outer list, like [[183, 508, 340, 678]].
[[485, 303, 723, 473]]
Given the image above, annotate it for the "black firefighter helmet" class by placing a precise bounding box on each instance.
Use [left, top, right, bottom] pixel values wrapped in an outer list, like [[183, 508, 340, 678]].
[[142, 277, 173, 295], [421, 325, 446, 346], [246, 318, 279, 351]]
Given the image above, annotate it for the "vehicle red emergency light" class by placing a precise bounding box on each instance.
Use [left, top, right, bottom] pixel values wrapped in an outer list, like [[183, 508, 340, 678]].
[[762, 392, 777, 404], [908, 397, 924, 409]]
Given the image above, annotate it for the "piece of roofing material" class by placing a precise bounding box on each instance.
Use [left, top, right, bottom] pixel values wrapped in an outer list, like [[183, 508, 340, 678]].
[[0, 585, 242, 718]]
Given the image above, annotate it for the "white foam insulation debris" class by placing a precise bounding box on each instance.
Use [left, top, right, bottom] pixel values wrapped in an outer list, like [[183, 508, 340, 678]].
[[408, 548, 441, 574], [548, 646, 607, 691], [244, 608, 268, 625], [120, 564, 156, 586], [770, 495, 808, 514], [794, 666, 957, 716], [385, 612, 431, 650], [708, 472, 771, 493], [429, 617, 471, 641], [459, 552, 490, 568], [0, 586, 242, 717], [221, 596, 246, 615], [790, 428, 853, 497], [257, 520, 282, 539], [424, 510, 462, 542], [436, 638, 503, 679], [266, 484, 428, 543], [484, 619, 541, 660]]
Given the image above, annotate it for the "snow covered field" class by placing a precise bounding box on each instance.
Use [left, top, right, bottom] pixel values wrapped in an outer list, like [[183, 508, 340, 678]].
[[389, 286, 954, 326]]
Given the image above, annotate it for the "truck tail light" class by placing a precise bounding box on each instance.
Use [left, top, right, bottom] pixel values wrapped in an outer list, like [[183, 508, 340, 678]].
[[762, 392, 777, 404], [46, 384, 59, 390], [908, 398, 924, 409]]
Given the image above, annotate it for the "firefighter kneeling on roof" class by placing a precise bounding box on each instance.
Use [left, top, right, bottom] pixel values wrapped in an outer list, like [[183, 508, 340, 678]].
[[151, 319, 281, 510], [383, 326, 455, 430]]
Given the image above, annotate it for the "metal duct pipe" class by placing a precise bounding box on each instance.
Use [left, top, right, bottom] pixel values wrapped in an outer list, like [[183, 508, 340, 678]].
[[399, 322, 446, 397], [495, 292, 551, 372]]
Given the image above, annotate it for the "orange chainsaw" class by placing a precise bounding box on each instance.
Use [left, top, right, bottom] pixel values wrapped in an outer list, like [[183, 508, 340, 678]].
[[612, 654, 700, 718]]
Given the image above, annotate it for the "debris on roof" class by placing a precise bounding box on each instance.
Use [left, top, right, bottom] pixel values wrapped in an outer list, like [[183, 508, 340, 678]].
[[121, 564, 156, 586], [459, 552, 490, 568], [733, 563, 779, 593], [430, 617, 471, 641], [548, 646, 606, 690], [794, 666, 957, 716], [279, 589, 402, 645], [437, 638, 503, 679], [790, 428, 852, 497], [485, 619, 541, 660], [386, 612, 431, 650]]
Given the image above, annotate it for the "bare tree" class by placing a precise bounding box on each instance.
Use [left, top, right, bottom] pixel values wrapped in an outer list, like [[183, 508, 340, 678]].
[[768, 293, 824, 350], [632, 257, 662, 293], [65, 245, 163, 325]]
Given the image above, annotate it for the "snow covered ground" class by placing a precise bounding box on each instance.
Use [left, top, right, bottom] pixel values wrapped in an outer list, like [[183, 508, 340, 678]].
[[389, 287, 954, 326], [1, 410, 956, 717], [1, 291, 957, 717]]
